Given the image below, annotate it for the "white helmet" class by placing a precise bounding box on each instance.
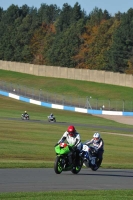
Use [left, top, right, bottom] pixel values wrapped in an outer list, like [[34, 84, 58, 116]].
[[93, 132, 100, 143]]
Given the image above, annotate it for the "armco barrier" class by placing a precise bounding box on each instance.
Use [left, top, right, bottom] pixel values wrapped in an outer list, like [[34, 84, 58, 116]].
[[1, 90, 133, 116]]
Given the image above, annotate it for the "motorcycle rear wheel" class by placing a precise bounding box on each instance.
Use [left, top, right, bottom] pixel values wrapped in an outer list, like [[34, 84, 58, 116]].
[[54, 156, 63, 174]]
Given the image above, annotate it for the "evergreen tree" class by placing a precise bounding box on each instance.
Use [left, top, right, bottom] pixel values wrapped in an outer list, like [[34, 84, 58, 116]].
[[106, 9, 133, 72], [38, 4, 60, 24], [55, 3, 72, 32]]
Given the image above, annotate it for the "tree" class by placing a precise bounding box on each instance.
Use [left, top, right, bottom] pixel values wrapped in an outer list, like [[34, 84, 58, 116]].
[[47, 17, 86, 68], [73, 16, 120, 69], [88, 7, 111, 26], [106, 9, 133, 72], [55, 3, 72, 32], [30, 22, 56, 65], [38, 4, 60, 24]]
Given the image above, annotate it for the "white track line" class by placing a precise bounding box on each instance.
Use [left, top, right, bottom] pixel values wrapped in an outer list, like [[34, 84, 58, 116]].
[[101, 132, 133, 137]]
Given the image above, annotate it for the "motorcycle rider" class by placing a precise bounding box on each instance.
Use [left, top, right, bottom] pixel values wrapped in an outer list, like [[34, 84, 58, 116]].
[[55, 125, 82, 166], [86, 132, 104, 166], [23, 111, 28, 117], [50, 113, 54, 119]]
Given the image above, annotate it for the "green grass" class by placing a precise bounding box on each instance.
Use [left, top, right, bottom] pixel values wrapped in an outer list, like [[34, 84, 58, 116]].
[[0, 69, 133, 100], [0, 190, 133, 200], [1, 94, 133, 129], [0, 95, 133, 169], [0, 69, 133, 168], [0, 69, 133, 169], [0, 69, 133, 197]]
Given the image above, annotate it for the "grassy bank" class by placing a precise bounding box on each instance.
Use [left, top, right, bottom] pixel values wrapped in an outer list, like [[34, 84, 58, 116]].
[[0, 69, 133, 100]]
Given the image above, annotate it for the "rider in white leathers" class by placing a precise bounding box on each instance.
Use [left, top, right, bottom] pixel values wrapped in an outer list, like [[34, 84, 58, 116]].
[[55, 125, 82, 165], [86, 132, 104, 165], [49, 113, 54, 119]]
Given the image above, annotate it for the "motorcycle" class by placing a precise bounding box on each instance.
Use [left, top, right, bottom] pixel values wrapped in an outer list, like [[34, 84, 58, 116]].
[[80, 142, 102, 171], [48, 116, 56, 122], [54, 143, 83, 174], [21, 113, 30, 120]]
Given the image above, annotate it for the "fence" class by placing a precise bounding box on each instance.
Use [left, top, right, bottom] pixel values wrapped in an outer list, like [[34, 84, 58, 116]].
[[0, 81, 133, 112]]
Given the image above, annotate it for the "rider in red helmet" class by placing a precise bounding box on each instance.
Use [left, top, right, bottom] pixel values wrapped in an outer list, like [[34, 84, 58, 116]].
[[55, 125, 82, 165], [67, 125, 76, 137], [57, 125, 81, 147]]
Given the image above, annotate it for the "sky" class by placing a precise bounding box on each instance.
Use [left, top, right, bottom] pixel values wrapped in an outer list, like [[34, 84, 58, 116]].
[[0, 0, 133, 16]]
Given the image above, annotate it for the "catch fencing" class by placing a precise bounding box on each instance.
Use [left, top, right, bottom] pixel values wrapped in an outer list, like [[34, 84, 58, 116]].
[[0, 81, 133, 112]]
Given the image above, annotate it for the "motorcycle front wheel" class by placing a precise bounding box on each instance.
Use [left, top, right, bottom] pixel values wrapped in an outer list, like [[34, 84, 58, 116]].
[[54, 156, 63, 174], [71, 157, 83, 174], [91, 159, 102, 171]]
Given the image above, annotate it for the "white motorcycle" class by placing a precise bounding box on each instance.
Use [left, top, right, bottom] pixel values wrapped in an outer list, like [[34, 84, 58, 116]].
[[80, 142, 102, 171]]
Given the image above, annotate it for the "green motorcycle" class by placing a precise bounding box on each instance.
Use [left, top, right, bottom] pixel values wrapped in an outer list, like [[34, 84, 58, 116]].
[[54, 143, 83, 174]]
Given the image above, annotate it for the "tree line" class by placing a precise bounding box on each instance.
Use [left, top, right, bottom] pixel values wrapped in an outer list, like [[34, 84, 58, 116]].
[[0, 2, 133, 74]]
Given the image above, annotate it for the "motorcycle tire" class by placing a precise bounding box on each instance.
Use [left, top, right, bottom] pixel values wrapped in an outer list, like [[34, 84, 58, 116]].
[[54, 156, 63, 174], [71, 157, 83, 174], [91, 165, 99, 171], [91, 159, 102, 171]]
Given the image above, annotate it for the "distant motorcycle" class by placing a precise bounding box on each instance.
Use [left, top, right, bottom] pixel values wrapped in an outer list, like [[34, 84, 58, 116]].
[[21, 113, 30, 120], [80, 142, 102, 171], [48, 115, 56, 122]]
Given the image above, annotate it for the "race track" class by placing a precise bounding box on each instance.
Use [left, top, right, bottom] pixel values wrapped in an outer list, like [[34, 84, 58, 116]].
[[0, 116, 133, 192], [0, 168, 133, 192]]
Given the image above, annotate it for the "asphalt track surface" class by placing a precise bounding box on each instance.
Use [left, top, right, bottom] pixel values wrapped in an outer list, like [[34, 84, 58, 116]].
[[1, 117, 133, 192], [0, 168, 133, 192], [1, 117, 133, 132]]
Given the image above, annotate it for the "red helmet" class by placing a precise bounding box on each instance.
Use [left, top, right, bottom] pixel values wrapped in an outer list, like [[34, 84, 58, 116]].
[[67, 125, 76, 137]]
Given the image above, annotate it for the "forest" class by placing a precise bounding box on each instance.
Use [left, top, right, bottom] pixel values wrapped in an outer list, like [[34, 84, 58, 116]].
[[0, 2, 133, 74]]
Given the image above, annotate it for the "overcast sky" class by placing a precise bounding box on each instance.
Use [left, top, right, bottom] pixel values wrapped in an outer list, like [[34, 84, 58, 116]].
[[0, 0, 133, 16]]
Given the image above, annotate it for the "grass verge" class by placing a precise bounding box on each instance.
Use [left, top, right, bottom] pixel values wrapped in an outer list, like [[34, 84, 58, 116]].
[[0, 190, 133, 200]]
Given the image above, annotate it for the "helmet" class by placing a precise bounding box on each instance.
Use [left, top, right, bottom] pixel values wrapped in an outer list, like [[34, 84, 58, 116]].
[[51, 113, 53, 116], [93, 132, 100, 143], [67, 125, 76, 137], [25, 111, 27, 113]]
